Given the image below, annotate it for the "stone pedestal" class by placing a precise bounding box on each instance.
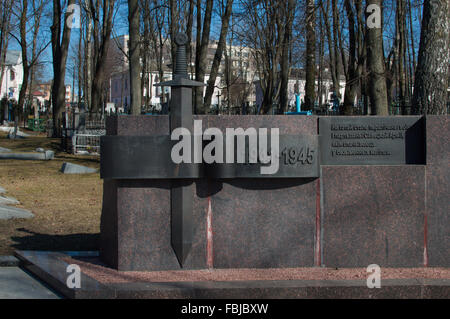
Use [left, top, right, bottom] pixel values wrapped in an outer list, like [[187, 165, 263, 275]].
[[100, 115, 449, 271]]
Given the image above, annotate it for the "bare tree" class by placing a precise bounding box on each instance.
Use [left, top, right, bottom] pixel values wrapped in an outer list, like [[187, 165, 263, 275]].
[[51, 0, 76, 137], [341, 0, 365, 115], [89, 0, 116, 116], [128, 0, 141, 115], [185, 0, 194, 74], [237, 0, 289, 114], [412, 0, 449, 114], [0, 0, 15, 99], [141, 0, 150, 110], [25, 0, 48, 117], [83, 0, 93, 110], [332, 0, 343, 98], [365, 0, 388, 115], [77, 12, 84, 107], [279, 0, 296, 113], [304, 0, 316, 111], [194, 0, 214, 114], [395, 0, 408, 114], [203, 0, 234, 110], [146, 1, 170, 107], [168, 0, 178, 72]]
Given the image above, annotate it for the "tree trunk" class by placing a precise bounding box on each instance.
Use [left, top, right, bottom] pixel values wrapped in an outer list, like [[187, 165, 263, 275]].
[[0, 1, 13, 99], [78, 19, 83, 108], [304, 0, 316, 111], [412, 0, 449, 114], [320, 0, 338, 100], [318, 14, 325, 108], [84, 0, 92, 110], [365, 0, 388, 115], [203, 0, 233, 109], [342, 0, 358, 114], [332, 0, 342, 97], [194, 0, 214, 114], [51, 0, 75, 137], [17, 0, 29, 126], [186, 0, 194, 75], [396, 0, 408, 114], [142, 0, 150, 110], [279, 0, 295, 113], [128, 0, 141, 115], [90, 0, 115, 117], [169, 0, 178, 74]]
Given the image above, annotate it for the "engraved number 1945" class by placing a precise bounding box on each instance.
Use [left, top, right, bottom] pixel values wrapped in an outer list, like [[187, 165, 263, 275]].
[[281, 147, 314, 165]]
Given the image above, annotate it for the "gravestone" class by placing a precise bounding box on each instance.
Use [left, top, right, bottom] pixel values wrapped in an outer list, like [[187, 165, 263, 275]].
[[61, 162, 98, 174], [0, 150, 54, 160], [0, 195, 20, 205], [0, 204, 34, 219]]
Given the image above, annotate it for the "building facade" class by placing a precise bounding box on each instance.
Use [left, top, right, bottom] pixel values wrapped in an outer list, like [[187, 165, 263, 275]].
[[106, 35, 257, 113], [0, 50, 23, 102]]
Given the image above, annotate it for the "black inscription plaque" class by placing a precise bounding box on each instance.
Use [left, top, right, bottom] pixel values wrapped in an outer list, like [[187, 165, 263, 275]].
[[319, 116, 425, 165], [101, 134, 320, 179], [100, 135, 204, 179]]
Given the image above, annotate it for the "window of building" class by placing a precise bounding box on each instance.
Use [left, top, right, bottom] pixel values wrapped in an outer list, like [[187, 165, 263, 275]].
[[10, 70, 15, 81]]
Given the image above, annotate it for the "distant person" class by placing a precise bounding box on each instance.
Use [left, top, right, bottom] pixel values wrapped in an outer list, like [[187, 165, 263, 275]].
[[331, 93, 340, 112]]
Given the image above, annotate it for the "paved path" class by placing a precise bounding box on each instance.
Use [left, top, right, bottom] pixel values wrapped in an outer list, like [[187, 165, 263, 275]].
[[0, 267, 60, 299]]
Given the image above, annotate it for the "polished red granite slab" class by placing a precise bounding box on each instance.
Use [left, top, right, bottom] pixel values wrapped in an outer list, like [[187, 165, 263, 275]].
[[321, 165, 426, 267], [202, 116, 318, 268], [425, 116, 450, 267]]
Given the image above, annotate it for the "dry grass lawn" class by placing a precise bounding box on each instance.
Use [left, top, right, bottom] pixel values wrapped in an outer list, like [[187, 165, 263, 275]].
[[0, 130, 102, 255]]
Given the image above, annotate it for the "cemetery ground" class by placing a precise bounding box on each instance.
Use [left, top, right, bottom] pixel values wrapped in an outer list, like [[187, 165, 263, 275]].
[[0, 130, 101, 255]]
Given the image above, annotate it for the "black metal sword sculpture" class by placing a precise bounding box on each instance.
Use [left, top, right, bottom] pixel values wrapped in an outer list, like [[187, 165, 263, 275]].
[[156, 33, 205, 267]]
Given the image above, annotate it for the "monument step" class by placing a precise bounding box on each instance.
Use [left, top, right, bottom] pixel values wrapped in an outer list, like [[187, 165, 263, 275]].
[[15, 251, 450, 299]]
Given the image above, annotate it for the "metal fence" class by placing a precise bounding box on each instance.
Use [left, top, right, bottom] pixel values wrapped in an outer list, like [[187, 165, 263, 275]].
[[27, 118, 46, 132], [64, 112, 105, 155], [72, 134, 102, 155]]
